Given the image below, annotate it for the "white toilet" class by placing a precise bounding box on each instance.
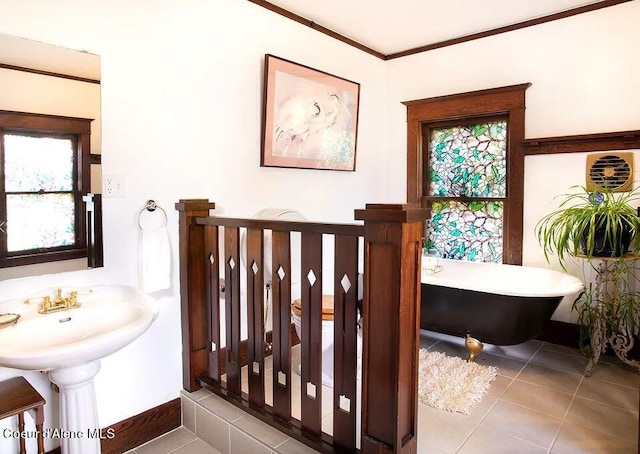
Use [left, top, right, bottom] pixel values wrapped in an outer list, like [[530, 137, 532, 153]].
[[291, 295, 335, 387]]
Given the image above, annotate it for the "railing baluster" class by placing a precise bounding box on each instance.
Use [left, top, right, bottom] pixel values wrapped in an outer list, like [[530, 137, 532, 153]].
[[247, 227, 265, 406], [300, 231, 322, 436], [271, 230, 292, 420], [204, 225, 221, 382], [224, 227, 241, 395], [178, 205, 389, 452], [333, 234, 359, 450]]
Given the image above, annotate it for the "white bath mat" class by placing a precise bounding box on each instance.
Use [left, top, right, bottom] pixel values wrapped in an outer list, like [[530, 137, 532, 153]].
[[418, 350, 497, 415]]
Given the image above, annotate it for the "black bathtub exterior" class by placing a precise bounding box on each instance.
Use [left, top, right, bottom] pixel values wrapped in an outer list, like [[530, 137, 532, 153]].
[[420, 283, 563, 345]]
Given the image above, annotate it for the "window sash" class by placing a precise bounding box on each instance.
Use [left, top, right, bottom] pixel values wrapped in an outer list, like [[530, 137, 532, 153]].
[[422, 116, 509, 263], [0, 111, 91, 267]]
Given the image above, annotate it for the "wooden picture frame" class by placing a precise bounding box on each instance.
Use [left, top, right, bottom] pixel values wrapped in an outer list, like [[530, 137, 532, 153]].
[[261, 54, 360, 171]]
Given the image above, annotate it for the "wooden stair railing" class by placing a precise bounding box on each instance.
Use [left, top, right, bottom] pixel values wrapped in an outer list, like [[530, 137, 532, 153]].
[[176, 200, 427, 454]]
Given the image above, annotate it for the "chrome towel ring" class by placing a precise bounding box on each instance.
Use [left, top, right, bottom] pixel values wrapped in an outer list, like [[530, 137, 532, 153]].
[[137, 199, 167, 230]]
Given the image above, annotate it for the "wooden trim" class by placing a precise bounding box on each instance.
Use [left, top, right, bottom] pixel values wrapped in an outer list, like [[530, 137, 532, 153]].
[[44, 400, 182, 453], [197, 216, 364, 237], [0, 248, 88, 268], [402, 84, 532, 110], [247, 0, 385, 60], [405, 84, 530, 265], [0, 110, 93, 133], [99, 398, 181, 454], [0, 62, 100, 85], [87, 194, 103, 268], [523, 130, 640, 155], [386, 0, 632, 60], [247, 0, 630, 61], [90, 154, 102, 165], [535, 319, 580, 350], [536, 319, 640, 360]]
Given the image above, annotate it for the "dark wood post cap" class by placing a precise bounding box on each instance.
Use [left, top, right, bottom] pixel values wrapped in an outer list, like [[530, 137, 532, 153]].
[[175, 199, 215, 212]]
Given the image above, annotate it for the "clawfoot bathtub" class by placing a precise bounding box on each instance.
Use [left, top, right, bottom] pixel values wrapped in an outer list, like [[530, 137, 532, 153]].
[[420, 259, 583, 347]]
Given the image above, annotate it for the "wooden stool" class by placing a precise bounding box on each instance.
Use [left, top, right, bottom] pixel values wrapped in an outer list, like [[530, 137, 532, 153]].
[[0, 376, 45, 454]]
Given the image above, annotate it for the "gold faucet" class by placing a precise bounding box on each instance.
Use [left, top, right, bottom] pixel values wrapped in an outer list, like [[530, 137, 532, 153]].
[[37, 289, 82, 314]]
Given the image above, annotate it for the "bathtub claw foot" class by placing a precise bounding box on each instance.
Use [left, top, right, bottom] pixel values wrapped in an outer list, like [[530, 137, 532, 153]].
[[465, 334, 483, 362]]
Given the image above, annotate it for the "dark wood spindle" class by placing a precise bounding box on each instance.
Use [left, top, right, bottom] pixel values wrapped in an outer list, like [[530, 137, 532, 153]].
[[177, 206, 428, 453], [246, 228, 266, 406], [271, 230, 292, 420], [300, 231, 323, 436], [224, 227, 242, 395], [204, 225, 221, 382], [332, 234, 359, 451]]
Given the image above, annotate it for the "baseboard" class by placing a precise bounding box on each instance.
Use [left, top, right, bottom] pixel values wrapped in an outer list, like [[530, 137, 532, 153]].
[[536, 319, 581, 349], [43, 398, 181, 454], [100, 397, 181, 454], [536, 319, 639, 360]]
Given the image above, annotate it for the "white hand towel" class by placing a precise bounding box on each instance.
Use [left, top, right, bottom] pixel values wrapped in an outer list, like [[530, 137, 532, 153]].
[[138, 223, 171, 294]]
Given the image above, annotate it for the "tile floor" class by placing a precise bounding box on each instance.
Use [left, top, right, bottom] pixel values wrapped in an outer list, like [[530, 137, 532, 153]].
[[128, 331, 639, 453]]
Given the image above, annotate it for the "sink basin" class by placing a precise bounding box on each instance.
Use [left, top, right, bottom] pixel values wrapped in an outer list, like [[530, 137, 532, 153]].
[[0, 285, 158, 370], [0, 284, 158, 454]]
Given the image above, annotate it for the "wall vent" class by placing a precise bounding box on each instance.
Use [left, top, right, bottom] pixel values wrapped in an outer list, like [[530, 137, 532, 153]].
[[586, 152, 634, 192]]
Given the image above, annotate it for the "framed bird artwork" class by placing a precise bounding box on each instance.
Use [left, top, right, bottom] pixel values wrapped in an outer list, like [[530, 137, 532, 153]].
[[260, 54, 360, 171]]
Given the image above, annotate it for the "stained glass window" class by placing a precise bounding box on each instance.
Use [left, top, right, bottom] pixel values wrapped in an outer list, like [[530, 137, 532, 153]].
[[428, 122, 506, 198], [2, 134, 76, 253], [425, 120, 507, 263], [426, 201, 503, 263]]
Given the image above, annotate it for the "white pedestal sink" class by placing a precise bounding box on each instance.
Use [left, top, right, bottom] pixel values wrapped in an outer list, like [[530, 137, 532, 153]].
[[0, 285, 158, 454]]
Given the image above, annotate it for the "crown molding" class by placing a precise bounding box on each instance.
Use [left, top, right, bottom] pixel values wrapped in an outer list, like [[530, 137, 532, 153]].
[[248, 0, 632, 61]]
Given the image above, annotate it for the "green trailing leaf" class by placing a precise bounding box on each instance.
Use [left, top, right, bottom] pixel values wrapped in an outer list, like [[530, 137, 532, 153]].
[[535, 184, 640, 270]]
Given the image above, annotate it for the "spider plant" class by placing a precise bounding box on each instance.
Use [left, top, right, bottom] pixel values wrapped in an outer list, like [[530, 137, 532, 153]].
[[536, 184, 640, 372], [535, 185, 640, 270]]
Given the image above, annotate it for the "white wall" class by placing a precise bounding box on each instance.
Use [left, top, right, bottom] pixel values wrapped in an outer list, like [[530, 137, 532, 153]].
[[0, 0, 386, 452], [1, 0, 639, 451], [385, 1, 640, 322]]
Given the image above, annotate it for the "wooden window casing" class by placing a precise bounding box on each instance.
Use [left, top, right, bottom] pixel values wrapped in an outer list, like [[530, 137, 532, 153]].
[[404, 83, 530, 265], [0, 110, 92, 267]]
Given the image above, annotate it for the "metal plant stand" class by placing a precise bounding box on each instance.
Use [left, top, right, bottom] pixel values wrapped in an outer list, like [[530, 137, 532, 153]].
[[583, 256, 640, 377]]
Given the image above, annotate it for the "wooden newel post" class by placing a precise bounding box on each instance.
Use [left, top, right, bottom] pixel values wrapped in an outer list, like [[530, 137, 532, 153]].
[[354, 203, 428, 454], [175, 199, 216, 391]]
